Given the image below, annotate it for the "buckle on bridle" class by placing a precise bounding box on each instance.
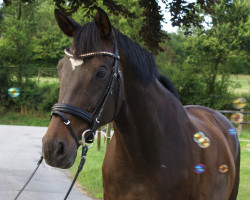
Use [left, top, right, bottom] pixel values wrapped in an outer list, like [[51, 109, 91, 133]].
[[64, 120, 70, 125]]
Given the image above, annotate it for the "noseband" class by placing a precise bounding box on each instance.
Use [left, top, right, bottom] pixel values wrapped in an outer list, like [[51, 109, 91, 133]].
[[51, 40, 121, 147]]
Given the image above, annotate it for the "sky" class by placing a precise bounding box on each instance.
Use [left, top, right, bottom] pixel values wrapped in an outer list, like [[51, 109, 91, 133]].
[[0, 0, 178, 32], [159, 1, 179, 32]]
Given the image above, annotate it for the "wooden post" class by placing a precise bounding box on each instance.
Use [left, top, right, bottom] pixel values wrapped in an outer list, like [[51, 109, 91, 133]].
[[105, 123, 112, 151], [103, 126, 107, 145], [237, 109, 244, 136], [97, 127, 101, 151], [38, 68, 41, 84]]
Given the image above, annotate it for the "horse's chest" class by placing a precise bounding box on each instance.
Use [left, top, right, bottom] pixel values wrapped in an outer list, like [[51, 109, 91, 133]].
[[102, 166, 190, 200], [103, 176, 155, 200]]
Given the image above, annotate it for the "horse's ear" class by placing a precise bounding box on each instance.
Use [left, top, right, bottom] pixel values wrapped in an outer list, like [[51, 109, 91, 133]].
[[54, 9, 80, 37], [95, 8, 112, 39]]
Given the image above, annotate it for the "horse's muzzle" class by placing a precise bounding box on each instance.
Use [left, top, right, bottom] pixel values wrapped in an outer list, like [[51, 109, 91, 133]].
[[42, 137, 77, 169]]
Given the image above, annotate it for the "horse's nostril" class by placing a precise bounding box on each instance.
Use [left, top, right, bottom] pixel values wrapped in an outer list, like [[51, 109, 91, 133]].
[[56, 141, 67, 158]]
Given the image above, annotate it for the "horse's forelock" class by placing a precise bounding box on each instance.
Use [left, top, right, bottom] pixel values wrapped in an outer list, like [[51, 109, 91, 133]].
[[73, 22, 104, 56]]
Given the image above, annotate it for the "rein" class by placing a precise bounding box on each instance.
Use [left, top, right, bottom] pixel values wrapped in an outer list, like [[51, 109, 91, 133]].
[[14, 40, 121, 199], [14, 146, 88, 200]]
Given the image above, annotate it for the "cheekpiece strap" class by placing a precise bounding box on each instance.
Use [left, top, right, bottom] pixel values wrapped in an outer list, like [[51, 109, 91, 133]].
[[51, 110, 80, 146]]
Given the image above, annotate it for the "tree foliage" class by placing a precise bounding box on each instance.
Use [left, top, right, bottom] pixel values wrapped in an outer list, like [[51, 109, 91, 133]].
[[0, 0, 38, 84], [0, 0, 249, 112], [3, 0, 222, 52], [158, 0, 250, 109], [0, 0, 73, 72]]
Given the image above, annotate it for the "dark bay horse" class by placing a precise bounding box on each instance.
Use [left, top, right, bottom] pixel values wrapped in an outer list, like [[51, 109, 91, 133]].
[[42, 8, 240, 200]]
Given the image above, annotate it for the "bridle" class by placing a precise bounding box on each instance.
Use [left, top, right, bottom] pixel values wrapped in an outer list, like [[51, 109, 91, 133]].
[[51, 39, 121, 147], [14, 39, 121, 200]]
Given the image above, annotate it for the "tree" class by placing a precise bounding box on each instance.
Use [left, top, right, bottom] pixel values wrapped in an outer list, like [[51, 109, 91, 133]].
[[0, 0, 38, 84], [31, 0, 72, 68], [0, 0, 147, 71], [179, 0, 249, 108], [3, 0, 224, 53], [0, 0, 74, 74]]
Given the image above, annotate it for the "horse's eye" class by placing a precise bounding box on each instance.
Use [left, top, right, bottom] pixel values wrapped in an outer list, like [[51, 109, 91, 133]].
[[96, 70, 107, 79]]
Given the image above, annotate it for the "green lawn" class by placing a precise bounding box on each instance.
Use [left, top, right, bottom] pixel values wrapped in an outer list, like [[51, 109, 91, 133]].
[[70, 130, 250, 200], [1, 110, 249, 199], [1, 73, 249, 199], [70, 141, 105, 199], [1, 114, 249, 200], [238, 129, 250, 200], [238, 140, 250, 200], [32, 75, 250, 93], [30, 76, 59, 86], [0, 111, 50, 126], [229, 74, 250, 94], [28, 74, 250, 94], [31, 74, 250, 94]]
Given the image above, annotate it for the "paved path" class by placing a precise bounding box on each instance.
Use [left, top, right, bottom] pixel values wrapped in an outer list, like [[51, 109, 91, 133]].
[[0, 125, 93, 200]]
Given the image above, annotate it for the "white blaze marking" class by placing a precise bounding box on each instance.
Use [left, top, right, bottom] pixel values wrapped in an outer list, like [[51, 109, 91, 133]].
[[69, 58, 84, 70]]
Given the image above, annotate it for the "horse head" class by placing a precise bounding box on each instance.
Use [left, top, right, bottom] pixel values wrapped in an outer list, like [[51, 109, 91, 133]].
[[42, 8, 122, 169]]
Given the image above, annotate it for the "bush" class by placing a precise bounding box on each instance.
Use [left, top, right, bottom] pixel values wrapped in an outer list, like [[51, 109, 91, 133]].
[[0, 62, 15, 110], [160, 62, 234, 110], [1, 78, 58, 113], [37, 83, 59, 111]]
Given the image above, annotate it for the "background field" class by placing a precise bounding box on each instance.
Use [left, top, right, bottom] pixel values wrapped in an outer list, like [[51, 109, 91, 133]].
[[31, 74, 250, 94], [70, 129, 250, 200], [230, 75, 250, 94], [1, 0, 249, 198], [1, 74, 249, 199], [1, 114, 249, 200]]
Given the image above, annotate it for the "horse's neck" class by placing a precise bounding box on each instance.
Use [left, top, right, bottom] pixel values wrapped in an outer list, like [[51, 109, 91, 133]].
[[113, 74, 196, 166]]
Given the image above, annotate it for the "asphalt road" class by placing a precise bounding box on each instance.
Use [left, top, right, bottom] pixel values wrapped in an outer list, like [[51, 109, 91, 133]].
[[0, 125, 93, 200]]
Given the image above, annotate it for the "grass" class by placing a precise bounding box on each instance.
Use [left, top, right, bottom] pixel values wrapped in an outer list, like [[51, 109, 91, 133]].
[[238, 128, 250, 200], [0, 110, 51, 126], [229, 74, 250, 94], [32, 74, 250, 94], [1, 74, 249, 199], [238, 138, 250, 200], [1, 109, 249, 199], [70, 141, 105, 199], [30, 76, 59, 87], [240, 129, 250, 140], [70, 130, 250, 200]]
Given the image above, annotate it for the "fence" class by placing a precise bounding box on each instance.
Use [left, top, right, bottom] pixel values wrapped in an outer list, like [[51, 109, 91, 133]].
[[98, 110, 250, 151], [218, 110, 250, 135], [37, 68, 57, 83], [96, 124, 113, 151]]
